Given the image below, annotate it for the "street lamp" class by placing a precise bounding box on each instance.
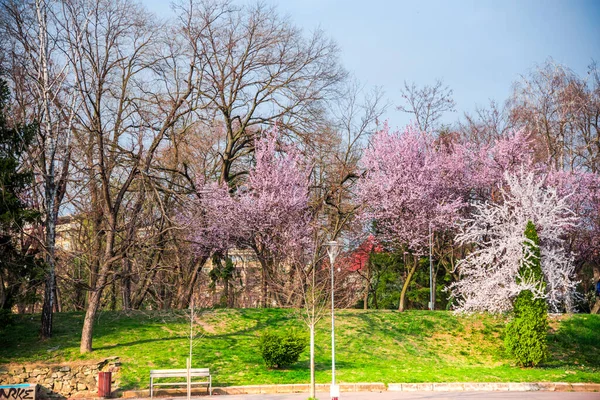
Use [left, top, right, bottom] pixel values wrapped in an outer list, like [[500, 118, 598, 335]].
[[429, 223, 434, 311], [324, 240, 341, 400]]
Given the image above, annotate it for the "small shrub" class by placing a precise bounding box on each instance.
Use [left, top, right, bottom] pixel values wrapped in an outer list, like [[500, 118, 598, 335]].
[[504, 221, 548, 367], [258, 329, 308, 369]]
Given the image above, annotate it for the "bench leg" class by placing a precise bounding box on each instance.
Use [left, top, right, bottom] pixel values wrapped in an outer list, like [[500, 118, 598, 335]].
[[209, 376, 212, 396], [150, 377, 153, 399]]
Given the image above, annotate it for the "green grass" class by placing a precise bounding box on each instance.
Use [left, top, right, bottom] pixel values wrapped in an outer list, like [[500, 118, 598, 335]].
[[1, 309, 599, 390]]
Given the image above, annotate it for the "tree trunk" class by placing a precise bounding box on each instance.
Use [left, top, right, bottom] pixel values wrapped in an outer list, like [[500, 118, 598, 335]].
[[41, 206, 56, 338], [0, 275, 6, 310], [373, 289, 378, 309], [592, 299, 600, 314], [177, 257, 206, 309], [110, 278, 117, 311], [38, 0, 61, 339], [80, 228, 115, 353], [398, 258, 418, 312], [309, 323, 315, 398], [261, 262, 268, 308], [432, 264, 439, 309], [363, 260, 370, 310], [121, 258, 132, 310], [53, 279, 61, 312], [80, 285, 103, 353]]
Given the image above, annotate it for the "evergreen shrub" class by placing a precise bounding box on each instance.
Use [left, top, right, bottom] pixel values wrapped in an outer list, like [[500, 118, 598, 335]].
[[504, 220, 548, 367]]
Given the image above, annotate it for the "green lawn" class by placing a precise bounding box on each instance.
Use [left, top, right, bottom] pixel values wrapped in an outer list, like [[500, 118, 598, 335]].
[[1, 309, 599, 390]]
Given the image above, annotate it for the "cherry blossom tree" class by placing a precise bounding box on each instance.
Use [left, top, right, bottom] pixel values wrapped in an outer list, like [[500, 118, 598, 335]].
[[462, 129, 537, 201], [357, 124, 467, 311], [184, 128, 312, 307], [449, 171, 578, 313], [237, 130, 312, 306]]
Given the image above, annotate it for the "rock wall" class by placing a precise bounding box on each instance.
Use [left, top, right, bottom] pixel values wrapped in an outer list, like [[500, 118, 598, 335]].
[[0, 357, 120, 398]]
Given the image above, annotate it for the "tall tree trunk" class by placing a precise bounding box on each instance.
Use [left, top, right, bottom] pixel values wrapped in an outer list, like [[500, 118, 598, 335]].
[[0, 275, 6, 310], [373, 292, 378, 310], [121, 259, 131, 310], [110, 278, 117, 311], [177, 257, 206, 309], [309, 323, 316, 398], [53, 279, 61, 312], [41, 207, 56, 338], [39, 0, 56, 339], [80, 229, 115, 353], [80, 282, 104, 353], [398, 258, 419, 312], [363, 260, 370, 310], [260, 260, 268, 308]]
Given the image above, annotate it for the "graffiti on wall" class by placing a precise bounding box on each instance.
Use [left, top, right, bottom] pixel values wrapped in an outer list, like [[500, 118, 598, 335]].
[[0, 385, 36, 400]]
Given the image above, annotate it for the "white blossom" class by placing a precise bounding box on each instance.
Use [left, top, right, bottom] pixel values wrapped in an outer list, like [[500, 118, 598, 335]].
[[450, 171, 579, 313]]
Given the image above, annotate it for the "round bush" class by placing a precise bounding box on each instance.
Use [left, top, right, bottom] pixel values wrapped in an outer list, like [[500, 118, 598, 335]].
[[258, 329, 308, 369]]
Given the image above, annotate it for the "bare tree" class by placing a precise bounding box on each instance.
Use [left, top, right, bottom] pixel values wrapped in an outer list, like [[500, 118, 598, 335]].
[[55, 0, 202, 353], [509, 59, 600, 172], [176, 0, 346, 184], [459, 100, 514, 145], [0, 0, 79, 337], [397, 79, 456, 133]]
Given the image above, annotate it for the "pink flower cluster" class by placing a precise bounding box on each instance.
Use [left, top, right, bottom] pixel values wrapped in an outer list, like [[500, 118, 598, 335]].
[[185, 128, 312, 263]]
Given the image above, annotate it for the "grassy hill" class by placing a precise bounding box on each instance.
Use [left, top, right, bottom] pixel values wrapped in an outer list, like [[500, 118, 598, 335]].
[[1, 309, 599, 390]]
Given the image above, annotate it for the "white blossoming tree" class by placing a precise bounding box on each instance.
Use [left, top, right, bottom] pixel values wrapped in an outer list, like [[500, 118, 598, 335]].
[[450, 171, 579, 313]]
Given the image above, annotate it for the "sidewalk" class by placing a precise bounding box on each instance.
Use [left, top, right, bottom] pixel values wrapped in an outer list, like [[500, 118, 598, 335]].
[[127, 392, 600, 400], [120, 382, 600, 400]]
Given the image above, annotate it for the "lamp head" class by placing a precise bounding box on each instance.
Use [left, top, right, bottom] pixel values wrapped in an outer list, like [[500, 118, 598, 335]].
[[324, 240, 340, 263]]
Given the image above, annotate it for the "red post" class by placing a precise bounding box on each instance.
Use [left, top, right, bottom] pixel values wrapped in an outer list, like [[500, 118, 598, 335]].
[[98, 371, 112, 398]]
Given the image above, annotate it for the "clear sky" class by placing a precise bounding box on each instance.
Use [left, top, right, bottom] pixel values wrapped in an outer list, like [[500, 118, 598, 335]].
[[144, 0, 600, 130]]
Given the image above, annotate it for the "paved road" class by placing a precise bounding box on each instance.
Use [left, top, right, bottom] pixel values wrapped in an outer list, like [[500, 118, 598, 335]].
[[203, 391, 600, 400]]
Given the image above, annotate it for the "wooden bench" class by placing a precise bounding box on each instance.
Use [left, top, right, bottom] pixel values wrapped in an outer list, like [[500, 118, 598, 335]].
[[149, 368, 211, 398]]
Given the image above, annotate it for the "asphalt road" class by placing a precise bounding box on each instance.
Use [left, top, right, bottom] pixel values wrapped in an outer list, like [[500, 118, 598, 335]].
[[204, 391, 600, 400]]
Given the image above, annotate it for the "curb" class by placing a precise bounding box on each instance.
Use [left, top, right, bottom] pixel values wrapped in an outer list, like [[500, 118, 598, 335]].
[[118, 382, 600, 398], [120, 383, 386, 397], [387, 382, 600, 392]]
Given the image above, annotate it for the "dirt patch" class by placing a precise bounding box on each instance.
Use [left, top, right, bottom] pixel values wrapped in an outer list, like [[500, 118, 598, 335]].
[[195, 319, 216, 334], [160, 325, 179, 335]]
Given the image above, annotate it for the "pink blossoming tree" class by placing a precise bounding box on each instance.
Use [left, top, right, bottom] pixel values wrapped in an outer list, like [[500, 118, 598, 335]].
[[357, 124, 467, 311], [184, 128, 313, 307]]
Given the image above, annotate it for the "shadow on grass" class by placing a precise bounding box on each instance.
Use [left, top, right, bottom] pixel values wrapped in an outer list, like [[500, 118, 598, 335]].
[[200, 309, 296, 340], [546, 315, 600, 368], [0, 311, 191, 362], [93, 335, 187, 351]]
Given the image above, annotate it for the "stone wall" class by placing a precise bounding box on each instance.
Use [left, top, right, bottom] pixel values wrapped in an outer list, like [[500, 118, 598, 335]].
[[0, 357, 120, 398]]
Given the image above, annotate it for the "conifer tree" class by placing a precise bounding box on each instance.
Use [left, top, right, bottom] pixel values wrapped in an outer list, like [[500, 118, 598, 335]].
[[504, 220, 548, 367], [0, 77, 39, 311]]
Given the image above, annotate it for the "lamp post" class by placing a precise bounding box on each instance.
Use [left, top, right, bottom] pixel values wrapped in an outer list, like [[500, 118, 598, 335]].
[[429, 223, 434, 311], [324, 240, 340, 400]]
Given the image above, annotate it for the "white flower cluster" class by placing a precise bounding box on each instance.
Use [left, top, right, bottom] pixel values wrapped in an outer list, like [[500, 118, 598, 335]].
[[450, 171, 578, 313]]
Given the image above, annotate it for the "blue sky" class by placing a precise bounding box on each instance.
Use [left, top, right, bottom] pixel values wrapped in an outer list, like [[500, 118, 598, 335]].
[[144, 0, 600, 129]]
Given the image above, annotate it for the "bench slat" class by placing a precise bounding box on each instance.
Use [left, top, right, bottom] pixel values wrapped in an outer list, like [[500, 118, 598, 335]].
[[150, 369, 209, 374], [151, 382, 209, 386]]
